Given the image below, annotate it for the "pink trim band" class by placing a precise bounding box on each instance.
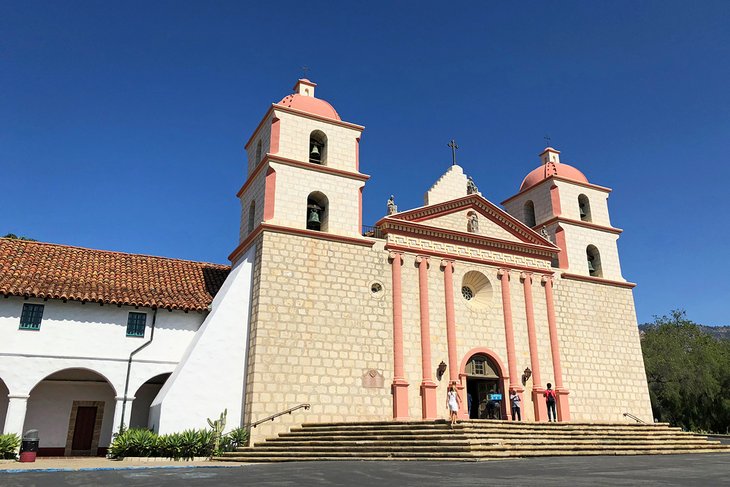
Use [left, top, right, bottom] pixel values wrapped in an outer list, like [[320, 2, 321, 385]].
[[561, 273, 636, 288], [264, 167, 276, 221]]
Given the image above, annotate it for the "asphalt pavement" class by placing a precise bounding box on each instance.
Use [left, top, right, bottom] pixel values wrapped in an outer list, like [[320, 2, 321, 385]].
[[1, 454, 729, 487]]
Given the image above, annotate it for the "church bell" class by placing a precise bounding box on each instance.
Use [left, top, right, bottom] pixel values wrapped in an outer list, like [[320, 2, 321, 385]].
[[309, 144, 321, 162], [587, 258, 595, 273], [307, 208, 320, 225], [579, 205, 587, 218]]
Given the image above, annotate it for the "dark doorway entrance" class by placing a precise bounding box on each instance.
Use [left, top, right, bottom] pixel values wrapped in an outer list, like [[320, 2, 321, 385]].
[[464, 354, 504, 419], [71, 406, 98, 451]]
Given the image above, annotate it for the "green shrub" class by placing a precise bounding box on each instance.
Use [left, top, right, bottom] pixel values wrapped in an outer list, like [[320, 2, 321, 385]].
[[107, 425, 249, 459], [0, 434, 21, 460], [219, 427, 249, 454]]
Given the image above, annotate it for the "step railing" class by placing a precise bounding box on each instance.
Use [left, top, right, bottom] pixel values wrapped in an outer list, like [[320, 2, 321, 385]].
[[251, 403, 311, 429], [623, 412, 646, 424]]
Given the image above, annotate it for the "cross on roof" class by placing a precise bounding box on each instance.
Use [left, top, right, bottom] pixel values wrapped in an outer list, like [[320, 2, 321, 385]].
[[544, 134, 551, 147], [301, 66, 310, 78], [447, 139, 459, 166]]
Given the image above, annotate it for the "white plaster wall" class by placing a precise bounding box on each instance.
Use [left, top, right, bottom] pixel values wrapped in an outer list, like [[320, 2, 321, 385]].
[[273, 110, 362, 173], [0, 297, 201, 396], [150, 245, 255, 434], [268, 161, 364, 237], [24, 381, 116, 448]]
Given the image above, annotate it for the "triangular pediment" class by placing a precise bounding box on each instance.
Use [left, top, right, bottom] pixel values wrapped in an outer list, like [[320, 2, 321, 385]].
[[378, 194, 556, 250]]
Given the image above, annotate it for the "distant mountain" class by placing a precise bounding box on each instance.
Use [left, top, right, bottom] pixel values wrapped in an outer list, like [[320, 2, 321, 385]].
[[639, 324, 730, 340]]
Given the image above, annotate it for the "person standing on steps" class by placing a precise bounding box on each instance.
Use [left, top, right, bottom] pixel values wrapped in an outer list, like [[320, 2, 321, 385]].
[[545, 383, 557, 422], [509, 389, 521, 421], [446, 383, 461, 427]]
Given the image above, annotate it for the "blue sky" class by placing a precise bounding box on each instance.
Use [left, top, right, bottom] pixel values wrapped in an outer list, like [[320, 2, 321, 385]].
[[2, 1, 729, 325]]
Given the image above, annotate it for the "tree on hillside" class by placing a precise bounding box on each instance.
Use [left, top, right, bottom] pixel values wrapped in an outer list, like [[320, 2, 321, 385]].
[[641, 310, 730, 433], [2, 233, 36, 241]]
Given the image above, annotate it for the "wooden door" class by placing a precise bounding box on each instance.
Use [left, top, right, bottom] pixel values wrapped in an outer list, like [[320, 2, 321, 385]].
[[71, 406, 97, 451]]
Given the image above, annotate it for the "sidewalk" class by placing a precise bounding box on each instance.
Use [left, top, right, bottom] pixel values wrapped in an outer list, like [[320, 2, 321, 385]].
[[0, 457, 246, 472]]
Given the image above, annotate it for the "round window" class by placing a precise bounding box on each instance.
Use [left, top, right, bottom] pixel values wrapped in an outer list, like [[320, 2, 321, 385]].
[[462, 286, 474, 300], [370, 281, 384, 298]]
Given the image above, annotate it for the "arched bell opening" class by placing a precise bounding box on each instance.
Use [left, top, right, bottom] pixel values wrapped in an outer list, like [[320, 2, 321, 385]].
[[25, 368, 116, 456], [306, 191, 329, 232], [578, 194, 592, 222], [130, 373, 172, 430], [309, 130, 327, 165], [586, 244, 602, 277], [524, 200, 536, 228], [0, 377, 9, 433], [247, 201, 256, 234], [461, 351, 507, 420]]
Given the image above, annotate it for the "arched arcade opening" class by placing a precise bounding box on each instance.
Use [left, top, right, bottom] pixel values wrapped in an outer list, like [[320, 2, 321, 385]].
[[24, 368, 116, 456], [461, 349, 509, 420], [130, 373, 171, 430]]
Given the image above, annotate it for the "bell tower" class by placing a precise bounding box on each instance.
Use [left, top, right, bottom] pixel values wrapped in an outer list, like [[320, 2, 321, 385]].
[[502, 147, 626, 282], [235, 79, 367, 249]]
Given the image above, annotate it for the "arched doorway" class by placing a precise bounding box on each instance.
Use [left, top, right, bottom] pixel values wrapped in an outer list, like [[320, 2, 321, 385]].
[[0, 378, 9, 433], [25, 368, 116, 456], [464, 353, 506, 419], [130, 373, 171, 430]]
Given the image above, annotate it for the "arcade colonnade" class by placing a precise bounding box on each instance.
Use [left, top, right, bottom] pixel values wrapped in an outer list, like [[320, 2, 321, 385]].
[[0, 363, 171, 454], [388, 251, 571, 422]]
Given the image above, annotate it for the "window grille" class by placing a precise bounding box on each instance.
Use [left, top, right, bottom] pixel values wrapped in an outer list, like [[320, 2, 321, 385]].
[[20, 303, 44, 330]]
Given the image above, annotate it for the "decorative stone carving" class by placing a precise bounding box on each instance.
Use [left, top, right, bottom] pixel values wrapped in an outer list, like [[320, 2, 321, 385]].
[[387, 195, 398, 215], [466, 176, 479, 195], [362, 369, 384, 388], [467, 213, 479, 233]]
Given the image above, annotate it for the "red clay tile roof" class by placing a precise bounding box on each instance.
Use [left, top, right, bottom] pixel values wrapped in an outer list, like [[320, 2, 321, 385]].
[[0, 238, 230, 311]]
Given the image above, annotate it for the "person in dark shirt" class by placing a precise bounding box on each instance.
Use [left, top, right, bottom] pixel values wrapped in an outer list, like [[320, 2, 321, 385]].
[[544, 383, 557, 422]]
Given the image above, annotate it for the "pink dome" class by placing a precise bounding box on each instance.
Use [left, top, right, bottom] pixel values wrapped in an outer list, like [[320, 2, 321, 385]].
[[520, 161, 589, 191], [277, 93, 341, 121]]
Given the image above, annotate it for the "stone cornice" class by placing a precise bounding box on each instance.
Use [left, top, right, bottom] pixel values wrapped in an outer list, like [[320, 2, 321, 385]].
[[560, 272, 636, 289], [272, 104, 365, 131], [501, 176, 612, 205], [267, 155, 370, 182], [539, 217, 623, 235]]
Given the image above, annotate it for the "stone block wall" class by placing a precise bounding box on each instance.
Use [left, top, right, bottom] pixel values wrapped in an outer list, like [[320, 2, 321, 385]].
[[553, 277, 652, 422], [244, 232, 392, 442]]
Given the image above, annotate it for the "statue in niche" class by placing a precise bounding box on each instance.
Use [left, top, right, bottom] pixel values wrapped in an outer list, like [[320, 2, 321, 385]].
[[466, 176, 479, 195], [467, 213, 479, 233], [387, 195, 398, 215]]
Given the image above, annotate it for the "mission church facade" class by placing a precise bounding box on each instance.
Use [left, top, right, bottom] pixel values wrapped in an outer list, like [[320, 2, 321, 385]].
[[0, 79, 652, 454]]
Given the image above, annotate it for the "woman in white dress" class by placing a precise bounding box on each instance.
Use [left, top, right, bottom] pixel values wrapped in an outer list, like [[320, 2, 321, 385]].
[[445, 383, 462, 427]]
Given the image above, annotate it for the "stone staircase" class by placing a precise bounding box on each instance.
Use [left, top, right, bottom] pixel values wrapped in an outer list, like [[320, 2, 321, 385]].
[[214, 420, 730, 462]]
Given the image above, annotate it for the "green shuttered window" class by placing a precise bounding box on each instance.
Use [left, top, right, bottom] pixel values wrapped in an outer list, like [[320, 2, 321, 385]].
[[20, 303, 44, 330], [126, 312, 147, 337]]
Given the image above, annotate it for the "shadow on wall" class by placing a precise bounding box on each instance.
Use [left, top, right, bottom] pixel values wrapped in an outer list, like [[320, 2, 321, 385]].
[[0, 378, 8, 432]]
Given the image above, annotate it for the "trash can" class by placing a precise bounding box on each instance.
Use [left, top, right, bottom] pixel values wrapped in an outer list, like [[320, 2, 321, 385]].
[[19, 430, 39, 463]]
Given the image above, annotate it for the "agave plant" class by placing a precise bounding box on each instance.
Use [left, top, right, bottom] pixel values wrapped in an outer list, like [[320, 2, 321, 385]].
[[0, 434, 21, 460]]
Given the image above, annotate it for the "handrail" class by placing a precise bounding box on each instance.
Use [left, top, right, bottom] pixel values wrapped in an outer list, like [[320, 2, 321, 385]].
[[623, 412, 646, 424], [251, 403, 311, 429]]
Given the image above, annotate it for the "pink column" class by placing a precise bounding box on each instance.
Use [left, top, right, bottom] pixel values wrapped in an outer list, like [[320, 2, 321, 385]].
[[542, 275, 570, 421], [498, 269, 520, 420], [521, 272, 547, 422], [389, 251, 409, 419], [416, 256, 437, 419], [441, 259, 467, 419]]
